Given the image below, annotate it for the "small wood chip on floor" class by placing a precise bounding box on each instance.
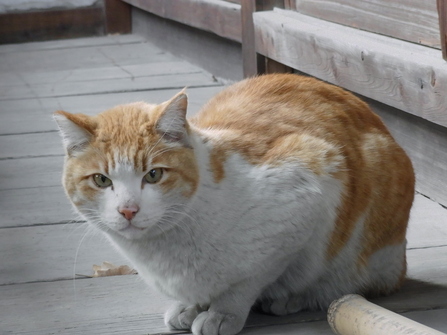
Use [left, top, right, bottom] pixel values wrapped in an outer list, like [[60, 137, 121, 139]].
[[92, 261, 138, 277]]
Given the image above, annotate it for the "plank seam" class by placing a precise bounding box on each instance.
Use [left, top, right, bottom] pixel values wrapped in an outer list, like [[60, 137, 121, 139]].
[[0, 40, 147, 55], [0, 221, 85, 230], [0, 83, 221, 102], [0, 154, 64, 161], [0, 130, 59, 136]]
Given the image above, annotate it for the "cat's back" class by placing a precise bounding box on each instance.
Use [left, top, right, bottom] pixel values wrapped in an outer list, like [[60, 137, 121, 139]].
[[190, 74, 405, 172], [191, 74, 387, 143]]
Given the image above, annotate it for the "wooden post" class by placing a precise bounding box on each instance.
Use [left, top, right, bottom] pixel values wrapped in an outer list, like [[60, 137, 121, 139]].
[[438, 0, 447, 60], [241, 0, 291, 77], [104, 0, 132, 35], [241, 1, 263, 77]]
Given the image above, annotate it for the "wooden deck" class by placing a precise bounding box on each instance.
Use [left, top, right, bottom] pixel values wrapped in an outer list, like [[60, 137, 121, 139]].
[[0, 34, 446, 335]]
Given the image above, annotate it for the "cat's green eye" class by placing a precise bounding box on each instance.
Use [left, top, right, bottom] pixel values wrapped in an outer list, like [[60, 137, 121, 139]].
[[93, 174, 112, 188], [144, 168, 163, 184]]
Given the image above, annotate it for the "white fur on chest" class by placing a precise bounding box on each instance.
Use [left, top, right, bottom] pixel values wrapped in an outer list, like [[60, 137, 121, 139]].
[[111, 142, 344, 306]]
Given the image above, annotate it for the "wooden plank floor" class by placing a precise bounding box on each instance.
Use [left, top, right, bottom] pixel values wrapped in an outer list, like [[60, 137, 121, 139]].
[[0, 34, 446, 335]]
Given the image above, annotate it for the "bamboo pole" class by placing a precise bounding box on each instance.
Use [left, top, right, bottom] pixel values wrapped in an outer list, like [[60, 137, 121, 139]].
[[328, 294, 446, 335]]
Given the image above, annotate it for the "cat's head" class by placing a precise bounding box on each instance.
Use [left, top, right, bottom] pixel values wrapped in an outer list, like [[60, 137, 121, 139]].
[[54, 92, 199, 240]]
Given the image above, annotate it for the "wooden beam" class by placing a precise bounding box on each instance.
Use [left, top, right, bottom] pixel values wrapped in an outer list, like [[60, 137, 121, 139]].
[[291, 0, 440, 49], [0, 7, 104, 44], [104, 0, 131, 35], [254, 9, 447, 128], [122, 0, 241, 42], [438, 0, 447, 60]]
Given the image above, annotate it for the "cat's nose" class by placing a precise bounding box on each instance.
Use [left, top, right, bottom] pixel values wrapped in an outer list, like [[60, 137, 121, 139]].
[[118, 206, 139, 221]]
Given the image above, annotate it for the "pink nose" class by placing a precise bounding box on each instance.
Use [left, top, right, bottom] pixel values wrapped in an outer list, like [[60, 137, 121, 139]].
[[118, 206, 139, 221]]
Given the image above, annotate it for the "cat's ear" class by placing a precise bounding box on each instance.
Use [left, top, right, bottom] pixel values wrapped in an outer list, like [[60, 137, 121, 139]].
[[156, 90, 191, 148], [53, 111, 96, 156]]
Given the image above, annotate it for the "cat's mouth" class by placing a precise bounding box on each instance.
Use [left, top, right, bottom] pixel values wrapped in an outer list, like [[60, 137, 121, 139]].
[[117, 222, 147, 239]]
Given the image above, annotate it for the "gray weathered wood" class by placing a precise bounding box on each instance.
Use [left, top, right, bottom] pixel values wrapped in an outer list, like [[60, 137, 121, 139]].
[[407, 195, 447, 249], [1, 273, 445, 335], [0, 223, 129, 285], [131, 6, 244, 81], [0, 86, 224, 135], [0, 34, 145, 54], [0, 186, 75, 228], [0, 276, 173, 335], [0, 61, 203, 87], [0, 156, 63, 190], [406, 246, 447, 285], [404, 309, 447, 333], [0, 132, 64, 159], [241, 0, 261, 77], [253, 9, 447, 128], [291, 0, 441, 49], [0, 72, 219, 100], [0, 42, 177, 74], [123, 0, 242, 42]]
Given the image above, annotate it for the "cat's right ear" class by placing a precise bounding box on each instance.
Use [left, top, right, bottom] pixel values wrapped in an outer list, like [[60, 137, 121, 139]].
[[53, 111, 96, 156]]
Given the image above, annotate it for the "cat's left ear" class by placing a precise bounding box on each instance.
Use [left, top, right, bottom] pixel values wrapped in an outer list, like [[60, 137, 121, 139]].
[[156, 90, 192, 148]]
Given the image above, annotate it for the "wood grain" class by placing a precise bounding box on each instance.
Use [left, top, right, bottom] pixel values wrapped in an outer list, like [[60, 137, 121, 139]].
[[0, 132, 64, 160], [0, 186, 75, 227], [0, 276, 172, 335], [0, 42, 177, 74], [0, 224, 131, 285], [291, 0, 440, 49], [0, 34, 145, 54], [123, 0, 242, 42], [0, 86, 224, 135], [406, 195, 447, 250], [254, 9, 447, 128], [0, 156, 63, 190], [0, 71, 218, 100]]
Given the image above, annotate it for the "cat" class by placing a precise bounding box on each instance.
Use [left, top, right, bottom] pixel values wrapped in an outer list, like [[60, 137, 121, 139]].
[[54, 74, 415, 335]]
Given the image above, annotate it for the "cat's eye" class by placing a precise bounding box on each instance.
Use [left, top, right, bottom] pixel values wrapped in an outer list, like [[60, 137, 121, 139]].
[[92, 174, 112, 188], [144, 168, 163, 184]]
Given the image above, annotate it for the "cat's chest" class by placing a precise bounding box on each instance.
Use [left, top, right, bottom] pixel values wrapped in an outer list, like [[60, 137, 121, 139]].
[[117, 153, 340, 304]]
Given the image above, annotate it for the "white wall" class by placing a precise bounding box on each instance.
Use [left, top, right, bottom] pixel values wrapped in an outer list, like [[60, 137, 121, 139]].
[[0, 0, 99, 14]]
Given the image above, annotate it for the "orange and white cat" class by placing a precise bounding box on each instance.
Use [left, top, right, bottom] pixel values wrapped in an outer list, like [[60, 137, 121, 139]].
[[55, 74, 414, 335]]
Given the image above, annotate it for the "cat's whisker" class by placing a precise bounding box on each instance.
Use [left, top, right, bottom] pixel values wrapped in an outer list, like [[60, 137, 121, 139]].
[[150, 146, 177, 161], [72, 228, 91, 301], [158, 212, 198, 241]]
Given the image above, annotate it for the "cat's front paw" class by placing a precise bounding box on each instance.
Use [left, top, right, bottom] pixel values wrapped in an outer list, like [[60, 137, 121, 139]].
[[191, 311, 245, 335], [164, 302, 202, 330]]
